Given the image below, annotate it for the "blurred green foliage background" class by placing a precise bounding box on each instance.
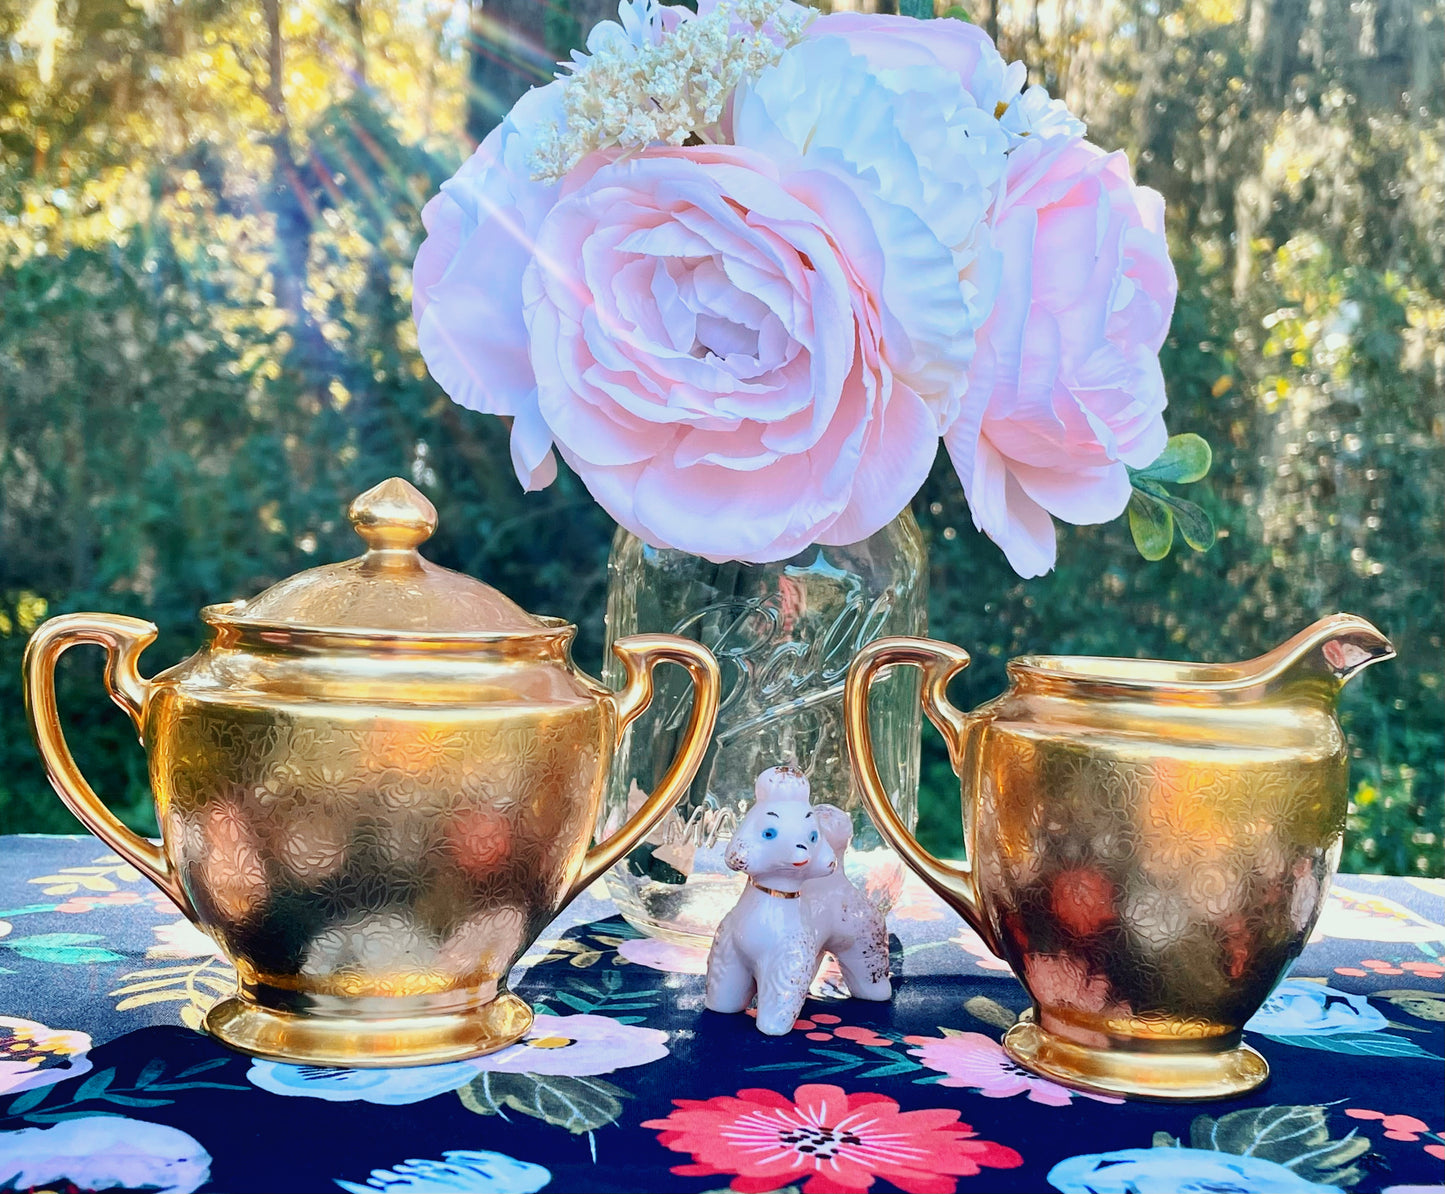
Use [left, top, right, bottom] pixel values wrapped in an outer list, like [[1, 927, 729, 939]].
[[0, 0, 1440, 874]]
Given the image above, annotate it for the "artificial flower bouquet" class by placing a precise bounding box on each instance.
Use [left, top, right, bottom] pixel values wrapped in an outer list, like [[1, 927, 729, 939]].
[[412, 0, 1207, 577]]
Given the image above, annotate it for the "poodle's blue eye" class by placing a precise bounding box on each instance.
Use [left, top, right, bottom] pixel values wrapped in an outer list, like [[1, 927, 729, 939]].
[[810, 831, 818, 843], [761, 827, 778, 841]]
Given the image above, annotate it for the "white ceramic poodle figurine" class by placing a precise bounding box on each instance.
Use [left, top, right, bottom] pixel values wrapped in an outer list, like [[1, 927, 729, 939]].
[[706, 766, 891, 1035]]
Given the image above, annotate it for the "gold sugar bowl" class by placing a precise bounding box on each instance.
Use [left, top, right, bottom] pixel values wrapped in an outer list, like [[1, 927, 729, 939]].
[[24, 478, 720, 1067]]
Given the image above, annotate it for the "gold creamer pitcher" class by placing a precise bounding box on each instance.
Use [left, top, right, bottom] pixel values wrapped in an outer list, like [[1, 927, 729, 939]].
[[24, 478, 720, 1067], [845, 616, 1392, 1100]]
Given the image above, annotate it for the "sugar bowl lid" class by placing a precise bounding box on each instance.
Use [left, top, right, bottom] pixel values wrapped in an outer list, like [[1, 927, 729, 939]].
[[213, 478, 547, 636]]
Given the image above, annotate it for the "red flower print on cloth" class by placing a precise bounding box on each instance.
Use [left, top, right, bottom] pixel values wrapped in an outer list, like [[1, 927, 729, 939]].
[[798, 1014, 891, 1047], [1335, 957, 1445, 980], [642, 1082, 1023, 1194], [1346, 1109, 1445, 1159], [745, 1011, 892, 1046]]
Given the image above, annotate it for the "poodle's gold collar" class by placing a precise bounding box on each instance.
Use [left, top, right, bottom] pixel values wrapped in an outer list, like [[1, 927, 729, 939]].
[[749, 879, 803, 899]]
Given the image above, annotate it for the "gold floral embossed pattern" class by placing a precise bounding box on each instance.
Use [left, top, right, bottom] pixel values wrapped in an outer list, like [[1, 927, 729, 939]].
[[149, 689, 606, 1006], [973, 711, 1348, 1047]]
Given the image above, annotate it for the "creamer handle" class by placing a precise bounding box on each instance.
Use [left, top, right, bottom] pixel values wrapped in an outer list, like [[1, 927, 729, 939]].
[[23, 613, 193, 917], [566, 634, 721, 905], [846, 636, 999, 954]]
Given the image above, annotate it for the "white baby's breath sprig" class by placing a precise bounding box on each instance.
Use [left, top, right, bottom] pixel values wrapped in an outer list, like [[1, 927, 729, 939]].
[[529, 0, 813, 183]]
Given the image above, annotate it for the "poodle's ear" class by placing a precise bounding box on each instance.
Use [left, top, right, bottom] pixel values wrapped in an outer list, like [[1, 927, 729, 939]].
[[813, 803, 853, 853], [754, 766, 810, 805], [724, 834, 749, 873]]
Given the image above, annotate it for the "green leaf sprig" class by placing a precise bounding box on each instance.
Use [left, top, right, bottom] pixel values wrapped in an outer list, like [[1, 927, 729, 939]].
[[1126, 433, 1216, 561]]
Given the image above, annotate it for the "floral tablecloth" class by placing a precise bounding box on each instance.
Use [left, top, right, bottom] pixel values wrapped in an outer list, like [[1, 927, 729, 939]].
[[0, 835, 1441, 1194]]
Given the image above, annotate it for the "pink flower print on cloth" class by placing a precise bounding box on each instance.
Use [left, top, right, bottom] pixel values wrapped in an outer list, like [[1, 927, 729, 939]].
[[905, 1030, 1122, 1106], [53, 890, 151, 914], [0, 1017, 92, 1096], [746, 1010, 892, 1046], [617, 935, 710, 975], [796, 1013, 890, 1047], [888, 876, 947, 923], [952, 924, 1013, 972]]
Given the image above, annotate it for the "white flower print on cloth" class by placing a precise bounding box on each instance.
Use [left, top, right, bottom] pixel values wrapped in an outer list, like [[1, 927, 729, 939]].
[[0, 1017, 92, 1095], [1310, 887, 1445, 944], [336, 1149, 551, 1194], [470, 1013, 669, 1076], [1048, 1147, 1343, 1194], [147, 918, 226, 960], [1246, 980, 1388, 1037], [248, 1058, 485, 1105], [248, 1013, 668, 1103], [0, 1115, 211, 1194]]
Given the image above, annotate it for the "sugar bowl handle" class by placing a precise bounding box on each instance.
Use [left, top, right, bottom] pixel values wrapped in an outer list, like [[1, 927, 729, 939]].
[[23, 613, 193, 918], [845, 636, 1000, 956], [568, 634, 721, 904]]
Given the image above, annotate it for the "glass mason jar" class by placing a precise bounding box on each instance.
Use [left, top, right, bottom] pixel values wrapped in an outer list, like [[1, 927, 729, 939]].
[[598, 511, 927, 944]]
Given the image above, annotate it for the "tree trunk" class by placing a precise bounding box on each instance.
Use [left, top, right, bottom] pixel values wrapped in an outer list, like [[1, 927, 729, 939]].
[[260, 0, 339, 400], [1256, 0, 1309, 100], [342, 0, 366, 86]]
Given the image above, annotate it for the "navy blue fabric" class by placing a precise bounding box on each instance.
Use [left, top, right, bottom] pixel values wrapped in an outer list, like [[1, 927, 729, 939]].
[[0, 835, 1440, 1194]]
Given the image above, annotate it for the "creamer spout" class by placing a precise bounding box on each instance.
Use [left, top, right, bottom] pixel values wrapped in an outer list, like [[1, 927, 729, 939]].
[[1262, 613, 1395, 690]]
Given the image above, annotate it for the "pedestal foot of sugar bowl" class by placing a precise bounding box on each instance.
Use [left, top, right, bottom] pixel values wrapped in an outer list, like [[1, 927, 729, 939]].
[[1002, 1010, 1270, 1102], [204, 990, 535, 1068]]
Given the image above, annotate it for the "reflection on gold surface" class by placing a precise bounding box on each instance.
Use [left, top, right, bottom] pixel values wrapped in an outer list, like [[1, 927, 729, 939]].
[[1024, 953, 1113, 1017], [198, 800, 268, 924], [1122, 884, 1191, 953], [446, 808, 513, 877], [304, 911, 439, 990], [436, 906, 529, 981]]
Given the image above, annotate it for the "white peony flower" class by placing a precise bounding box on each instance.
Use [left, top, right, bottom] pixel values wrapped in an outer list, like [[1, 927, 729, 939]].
[[732, 35, 1010, 431], [993, 59, 1086, 147], [0, 1117, 210, 1194]]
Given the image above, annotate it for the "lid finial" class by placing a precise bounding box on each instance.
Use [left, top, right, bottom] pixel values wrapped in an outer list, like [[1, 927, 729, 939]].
[[349, 478, 438, 553], [213, 477, 547, 634]]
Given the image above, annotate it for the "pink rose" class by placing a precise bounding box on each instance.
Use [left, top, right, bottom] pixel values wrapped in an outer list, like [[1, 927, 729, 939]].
[[523, 145, 938, 562], [945, 138, 1176, 576], [411, 9, 1171, 573]]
